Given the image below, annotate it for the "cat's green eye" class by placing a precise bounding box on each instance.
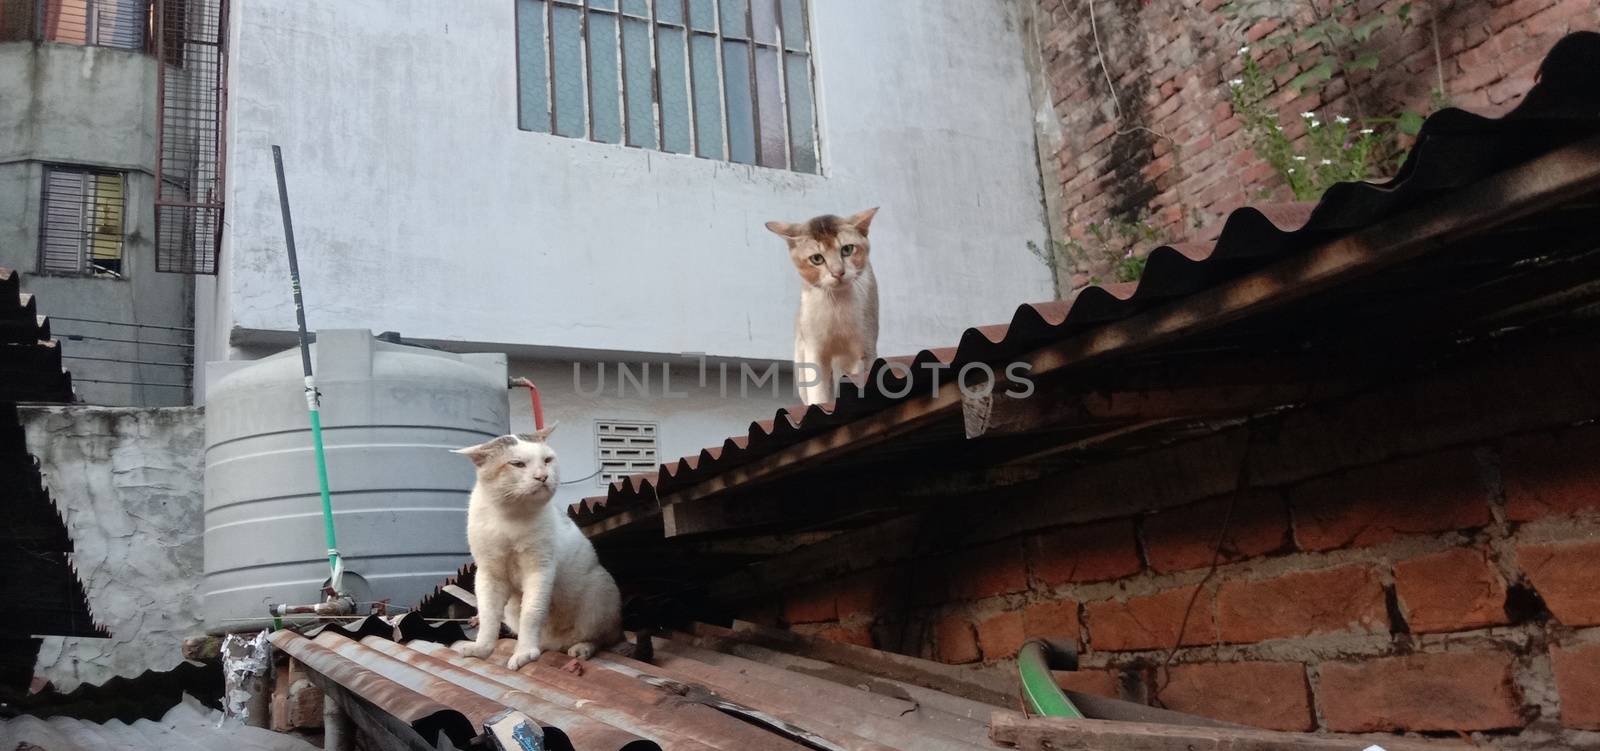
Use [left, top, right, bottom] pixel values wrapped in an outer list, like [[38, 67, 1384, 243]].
[[808, 254, 825, 265], [840, 244, 856, 257]]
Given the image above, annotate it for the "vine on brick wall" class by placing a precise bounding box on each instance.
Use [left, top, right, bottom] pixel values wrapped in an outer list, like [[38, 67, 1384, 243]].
[[1223, 0, 1447, 200], [1027, 215, 1161, 289]]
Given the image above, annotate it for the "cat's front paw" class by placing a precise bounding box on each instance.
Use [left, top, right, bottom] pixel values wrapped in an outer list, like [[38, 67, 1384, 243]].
[[507, 648, 541, 670], [458, 641, 496, 659]]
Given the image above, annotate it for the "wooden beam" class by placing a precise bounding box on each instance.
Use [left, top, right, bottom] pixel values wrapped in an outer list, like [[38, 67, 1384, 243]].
[[965, 355, 1359, 439], [1023, 135, 1600, 380], [657, 135, 1600, 511], [989, 713, 1473, 751], [660, 384, 966, 507], [662, 460, 1062, 538]]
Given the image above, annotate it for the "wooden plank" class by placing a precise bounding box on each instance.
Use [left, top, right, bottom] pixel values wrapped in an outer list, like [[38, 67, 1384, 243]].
[[990, 713, 1474, 751], [715, 620, 1019, 708]]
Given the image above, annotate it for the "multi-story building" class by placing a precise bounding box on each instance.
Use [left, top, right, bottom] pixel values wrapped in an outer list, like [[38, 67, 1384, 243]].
[[196, 0, 1055, 507], [1, 0, 225, 406]]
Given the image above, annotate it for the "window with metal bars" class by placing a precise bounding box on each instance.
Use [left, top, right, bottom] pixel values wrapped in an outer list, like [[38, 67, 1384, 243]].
[[27, 0, 151, 50], [515, 0, 819, 173], [595, 420, 659, 487], [39, 166, 127, 277]]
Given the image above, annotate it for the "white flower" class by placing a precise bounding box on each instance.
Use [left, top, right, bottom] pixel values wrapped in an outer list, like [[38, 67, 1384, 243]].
[[1293, 155, 1307, 161], [1229, 78, 1244, 87], [1335, 115, 1351, 125], [1287, 167, 1296, 173], [1301, 112, 1316, 119], [1238, 45, 1250, 55], [1359, 128, 1375, 135], [1274, 124, 1284, 132], [1320, 159, 1333, 166]]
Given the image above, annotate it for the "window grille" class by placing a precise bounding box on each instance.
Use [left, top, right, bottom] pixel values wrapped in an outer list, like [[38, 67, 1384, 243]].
[[514, 0, 819, 173], [34, 0, 150, 50], [153, 0, 226, 274], [40, 166, 126, 277], [596, 420, 659, 487]]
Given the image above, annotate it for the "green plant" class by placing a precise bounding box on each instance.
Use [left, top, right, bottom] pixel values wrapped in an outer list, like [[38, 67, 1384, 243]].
[[1028, 215, 1162, 291], [1221, 0, 1444, 200], [1228, 52, 1385, 201]]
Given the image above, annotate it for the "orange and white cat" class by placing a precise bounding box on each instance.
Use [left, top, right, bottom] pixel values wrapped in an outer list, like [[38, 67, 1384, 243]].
[[765, 208, 880, 405]]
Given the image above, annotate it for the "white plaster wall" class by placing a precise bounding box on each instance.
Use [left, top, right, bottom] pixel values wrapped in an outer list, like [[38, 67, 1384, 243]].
[[21, 406, 206, 692], [502, 356, 795, 510], [206, 0, 1051, 369]]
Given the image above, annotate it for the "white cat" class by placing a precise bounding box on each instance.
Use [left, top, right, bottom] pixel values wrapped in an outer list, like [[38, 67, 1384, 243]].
[[452, 426, 623, 670], [765, 207, 881, 406]]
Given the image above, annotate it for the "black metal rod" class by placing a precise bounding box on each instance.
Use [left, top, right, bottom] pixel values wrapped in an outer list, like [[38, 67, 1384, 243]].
[[272, 145, 314, 382]]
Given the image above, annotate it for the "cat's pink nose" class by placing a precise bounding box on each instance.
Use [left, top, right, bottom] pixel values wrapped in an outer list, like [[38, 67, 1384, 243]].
[[831, 270, 845, 279]]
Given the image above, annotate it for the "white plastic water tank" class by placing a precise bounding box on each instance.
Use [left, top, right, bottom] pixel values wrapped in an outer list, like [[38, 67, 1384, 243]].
[[203, 329, 507, 627]]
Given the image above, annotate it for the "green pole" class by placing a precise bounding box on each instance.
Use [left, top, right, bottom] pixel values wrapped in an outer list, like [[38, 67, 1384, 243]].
[[273, 145, 342, 594]]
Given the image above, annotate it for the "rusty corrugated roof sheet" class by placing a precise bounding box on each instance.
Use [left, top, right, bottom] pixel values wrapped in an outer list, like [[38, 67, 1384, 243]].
[[270, 612, 1012, 750], [570, 30, 1600, 532]]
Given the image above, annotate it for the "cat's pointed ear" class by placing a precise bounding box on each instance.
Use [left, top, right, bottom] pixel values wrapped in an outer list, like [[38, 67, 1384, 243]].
[[847, 207, 879, 235], [765, 221, 802, 241], [531, 421, 559, 442], [452, 435, 513, 467], [451, 441, 498, 467]]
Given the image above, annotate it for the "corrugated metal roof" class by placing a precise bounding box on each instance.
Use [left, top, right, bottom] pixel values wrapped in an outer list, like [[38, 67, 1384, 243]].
[[270, 612, 1014, 750], [0, 693, 318, 751], [0, 269, 101, 651], [0, 267, 73, 401], [569, 31, 1600, 535]]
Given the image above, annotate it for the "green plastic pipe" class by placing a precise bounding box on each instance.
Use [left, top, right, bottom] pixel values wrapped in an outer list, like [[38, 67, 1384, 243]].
[[1017, 640, 1085, 719], [273, 145, 342, 594]]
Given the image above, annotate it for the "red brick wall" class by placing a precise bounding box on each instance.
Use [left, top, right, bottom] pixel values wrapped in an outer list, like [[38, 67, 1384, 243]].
[[1034, 0, 1600, 246], [727, 338, 1600, 745]]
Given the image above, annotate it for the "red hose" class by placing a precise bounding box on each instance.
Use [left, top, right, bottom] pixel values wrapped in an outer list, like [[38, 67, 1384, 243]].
[[511, 377, 544, 430]]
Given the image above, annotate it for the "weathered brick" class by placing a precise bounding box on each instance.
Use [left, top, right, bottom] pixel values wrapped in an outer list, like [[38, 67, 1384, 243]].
[[1022, 599, 1082, 645], [1029, 519, 1142, 586], [739, 598, 781, 627], [948, 542, 1028, 601], [1159, 662, 1313, 731], [1519, 541, 1600, 626], [1053, 669, 1121, 699], [1503, 426, 1600, 521], [976, 610, 1025, 660], [1290, 450, 1492, 551], [836, 568, 896, 619], [1086, 585, 1216, 652], [1317, 651, 1524, 732], [1394, 548, 1510, 634], [934, 614, 979, 664], [1217, 565, 1387, 644], [1552, 643, 1600, 730], [816, 623, 873, 648], [783, 583, 837, 625], [1142, 491, 1288, 574]]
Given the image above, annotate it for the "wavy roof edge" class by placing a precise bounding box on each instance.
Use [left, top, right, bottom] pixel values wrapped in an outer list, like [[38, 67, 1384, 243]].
[[572, 31, 1600, 525]]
